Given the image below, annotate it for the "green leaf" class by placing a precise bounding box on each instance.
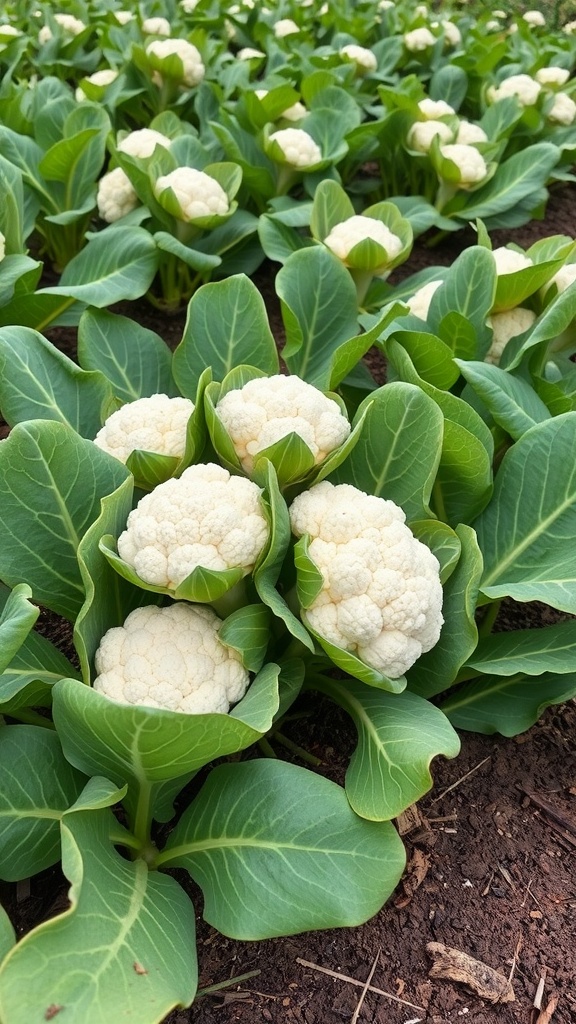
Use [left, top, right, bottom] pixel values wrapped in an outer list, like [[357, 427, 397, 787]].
[[388, 329, 460, 390], [0, 255, 43, 306], [435, 418, 493, 526], [311, 676, 460, 820], [410, 520, 462, 585], [77, 308, 177, 402], [476, 414, 576, 612], [52, 665, 283, 812], [328, 383, 443, 522], [153, 231, 222, 273], [157, 759, 406, 939], [441, 671, 576, 736], [447, 143, 560, 222], [310, 179, 355, 240], [408, 525, 484, 699], [258, 214, 310, 264], [219, 603, 272, 673], [456, 360, 551, 440], [0, 584, 39, 675], [502, 285, 576, 370], [39, 227, 159, 305], [0, 904, 14, 963], [0, 726, 85, 881], [276, 247, 359, 384], [0, 326, 113, 436], [172, 275, 279, 397], [427, 246, 496, 338], [0, 422, 130, 620], [465, 620, 576, 676], [0, 799, 197, 1023], [327, 302, 408, 392]]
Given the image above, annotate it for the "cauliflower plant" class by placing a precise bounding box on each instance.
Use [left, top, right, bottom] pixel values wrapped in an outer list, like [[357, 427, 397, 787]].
[[146, 38, 205, 87], [439, 144, 488, 188], [407, 119, 453, 152], [324, 215, 403, 273], [93, 604, 249, 714], [418, 98, 456, 119], [546, 263, 576, 295], [215, 375, 351, 474], [114, 10, 135, 24], [548, 93, 576, 125], [154, 168, 229, 221], [438, 19, 461, 46], [339, 44, 378, 74], [117, 463, 269, 589], [118, 128, 172, 158], [97, 166, 139, 223], [289, 482, 444, 679], [486, 307, 537, 365], [255, 89, 306, 121], [93, 395, 194, 464], [535, 67, 570, 87], [523, 10, 545, 26], [75, 69, 118, 101], [268, 128, 322, 169], [455, 121, 488, 145], [488, 74, 541, 106], [404, 27, 435, 51], [142, 16, 171, 35]]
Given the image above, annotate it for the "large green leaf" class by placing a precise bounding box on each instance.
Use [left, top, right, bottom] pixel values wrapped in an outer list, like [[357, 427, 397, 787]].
[[0, 326, 113, 436], [156, 759, 406, 939], [441, 671, 576, 736], [77, 308, 177, 402], [446, 143, 560, 221], [408, 525, 484, 699], [456, 359, 551, 440], [502, 284, 576, 371], [476, 414, 576, 612], [52, 665, 283, 823], [172, 275, 279, 397], [435, 418, 493, 526], [464, 619, 576, 676], [311, 676, 460, 820], [387, 329, 460, 390], [0, 726, 85, 881], [39, 227, 159, 306], [0, 904, 14, 963], [276, 246, 359, 384], [427, 246, 496, 338], [0, 784, 197, 1024], [0, 422, 129, 620], [0, 584, 39, 675], [328, 383, 443, 522]]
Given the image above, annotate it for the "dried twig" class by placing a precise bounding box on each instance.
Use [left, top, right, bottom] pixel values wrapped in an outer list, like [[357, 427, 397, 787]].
[[296, 958, 426, 1012], [536, 995, 559, 1024], [507, 934, 522, 985], [350, 949, 380, 1024], [426, 942, 515, 1003], [196, 970, 261, 999], [534, 968, 547, 1011], [431, 756, 491, 803], [518, 787, 576, 839]]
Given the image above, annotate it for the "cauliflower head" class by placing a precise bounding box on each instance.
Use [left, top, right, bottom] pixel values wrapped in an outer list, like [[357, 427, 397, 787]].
[[93, 394, 194, 464], [142, 16, 171, 35], [407, 119, 454, 152], [418, 98, 455, 119], [274, 18, 300, 37], [324, 215, 403, 273], [117, 463, 269, 588], [548, 93, 576, 125], [404, 27, 435, 51], [492, 246, 532, 275], [535, 66, 570, 87], [237, 47, 266, 59], [117, 128, 172, 159], [455, 121, 488, 146], [340, 44, 378, 74], [154, 167, 229, 221], [97, 166, 138, 223], [146, 38, 205, 87], [216, 374, 351, 474], [290, 481, 443, 678], [488, 74, 541, 106], [93, 603, 249, 714], [486, 307, 537, 365], [406, 278, 444, 319], [75, 69, 118, 102], [0, 232, 5, 263], [523, 9, 545, 26], [439, 143, 488, 188], [268, 128, 322, 168]]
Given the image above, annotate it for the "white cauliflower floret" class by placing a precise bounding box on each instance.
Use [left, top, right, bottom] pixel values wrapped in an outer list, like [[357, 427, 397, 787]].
[[115, 10, 135, 24], [255, 89, 306, 121], [117, 128, 172, 158], [440, 20, 461, 46], [142, 16, 171, 35], [406, 279, 443, 319], [563, 20, 576, 34], [0, 232, 5, 263], [180, 0, 200, 11], [492, 246, 533, 275], [440, 143, 488, 188], [404, 27, 435, 51], [289, 481, 443, 678], [548, 93, 576, 125], [75, 69, 118, 102], [0, 25, 21, 36], [155, 167, 229, 221], [97, 166, 138, 223], [324, 215, 403, 274], [418, 98, 456, 119], [407, 119, 454, 152], [523, 9, 545, 26], [146, 38, 205, 87], [93, 394, 194, 463], [268, 128, 322, 168], [340, 44, 378, 73], [118, 463, 269, 588], [546, 263, 576, 294], [216, 375, 351, 474], [274, 18, 300, 37], [488, 74, 541, 106], [237, 47, 265, 59], [455, 121, 488, 145], [39, 13, 85, 42], [93, 603, 250, 714], [535, 67, 570, 87], [486, 307, 537, 365]]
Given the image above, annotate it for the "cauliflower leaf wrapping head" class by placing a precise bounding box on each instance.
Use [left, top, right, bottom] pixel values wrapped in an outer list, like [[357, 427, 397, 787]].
[[93, 394, 194, 464], [154, 167, 230, 223], [94, 603, 249, 714], [117, 463, 269, 590], [215, 374, 351, 476], [289, 481, 444, 679]]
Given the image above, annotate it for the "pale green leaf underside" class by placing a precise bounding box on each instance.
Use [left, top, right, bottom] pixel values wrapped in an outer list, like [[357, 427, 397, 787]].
[[441, 671, 576, 736]]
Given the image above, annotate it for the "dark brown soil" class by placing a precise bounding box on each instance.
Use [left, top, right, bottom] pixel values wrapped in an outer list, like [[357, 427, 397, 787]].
[[3, 182, 576, 1024]]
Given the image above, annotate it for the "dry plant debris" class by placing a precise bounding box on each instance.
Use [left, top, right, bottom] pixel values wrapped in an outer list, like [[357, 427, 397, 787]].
[[426, 942, 516, 1003]]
